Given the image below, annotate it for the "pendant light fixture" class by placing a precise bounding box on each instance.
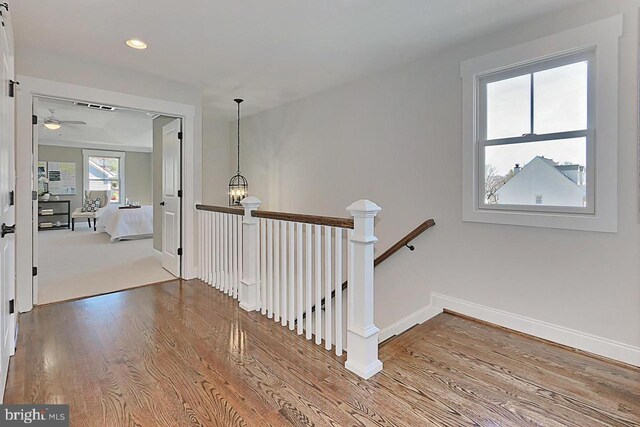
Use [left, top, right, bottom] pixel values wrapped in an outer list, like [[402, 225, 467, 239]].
[[229, 98, 248, 206]]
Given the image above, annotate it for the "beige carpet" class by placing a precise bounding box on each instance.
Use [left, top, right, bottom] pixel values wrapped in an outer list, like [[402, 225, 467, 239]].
[[38, 228, 175, 304]]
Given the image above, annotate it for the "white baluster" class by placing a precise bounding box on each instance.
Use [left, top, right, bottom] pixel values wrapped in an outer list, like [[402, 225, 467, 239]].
[[324, 226, 332, 351], [228, 214, 233, 295], [296, 222, 303, 335], [281, 220, 287, 327], [346, 200, 382, 380], [305, 223, 312, 340], [267, 219, 274, 318], [216, 212, 222, 289], [204, 212, 210, 284], [207, 212, 214, 286], [260, 218, 267, 315], [224, 213, 229, 294], [232, 214, 238, 298], [335, 228, 343, 356], [209, 212, 215, 285], [274, 220, 280, 322], [238, 212, 243, 301], [314, 224, 322, 345], [288, 222, 295, 330]]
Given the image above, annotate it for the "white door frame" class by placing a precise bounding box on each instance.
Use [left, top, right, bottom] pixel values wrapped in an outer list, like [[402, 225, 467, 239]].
[[16, 75, 199, 312]]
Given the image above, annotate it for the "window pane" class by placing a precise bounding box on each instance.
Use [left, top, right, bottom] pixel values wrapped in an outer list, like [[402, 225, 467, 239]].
[[486, 74, 531, 139], [534, 61, 588, 134], [88, 156, 119, 181], [89, 180, 120, 203], [484, 137, 586, 207]]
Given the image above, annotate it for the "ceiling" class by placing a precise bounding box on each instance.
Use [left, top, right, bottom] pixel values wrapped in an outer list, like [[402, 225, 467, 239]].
[[36, 97, 154, 152], [14, 0, 586, 118]]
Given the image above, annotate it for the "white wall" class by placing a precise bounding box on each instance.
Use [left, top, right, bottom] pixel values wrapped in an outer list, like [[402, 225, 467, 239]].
[[207, 0, 640, 350], [202, 115, 231, 205]]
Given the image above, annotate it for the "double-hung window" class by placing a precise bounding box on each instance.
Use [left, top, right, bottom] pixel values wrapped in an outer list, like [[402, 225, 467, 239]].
[[461, 16, 621, 232], [479, 50, 594, 213], [83, 150, 125, 203]]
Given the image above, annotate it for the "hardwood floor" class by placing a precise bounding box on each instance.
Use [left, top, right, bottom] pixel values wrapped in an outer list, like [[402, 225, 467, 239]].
[[5, 279, 639, 426]]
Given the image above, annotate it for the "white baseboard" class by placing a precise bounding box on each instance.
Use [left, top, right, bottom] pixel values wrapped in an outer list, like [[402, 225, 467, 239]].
[[379, 304, 442, 343], [431, 293, 640, 367], [378, 293, 640, 367]]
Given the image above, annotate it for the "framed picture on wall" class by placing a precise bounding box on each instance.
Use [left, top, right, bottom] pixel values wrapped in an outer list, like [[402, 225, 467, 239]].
[[47, 161, 76, 195]]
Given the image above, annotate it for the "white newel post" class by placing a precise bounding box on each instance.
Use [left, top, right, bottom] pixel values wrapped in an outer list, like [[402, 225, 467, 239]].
[[345, 199, 382, 379], [239, 196, 262, 311]]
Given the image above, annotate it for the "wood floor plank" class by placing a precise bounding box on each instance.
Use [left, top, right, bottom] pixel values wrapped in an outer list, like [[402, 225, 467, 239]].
[[4, 279, 639, 427]]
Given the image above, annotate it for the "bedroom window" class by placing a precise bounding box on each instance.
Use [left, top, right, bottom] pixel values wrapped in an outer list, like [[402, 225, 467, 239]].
[[461, 15, 621, 232], [83, 150, 126, 203]]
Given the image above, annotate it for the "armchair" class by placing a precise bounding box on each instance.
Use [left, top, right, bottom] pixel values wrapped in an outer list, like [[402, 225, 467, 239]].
[[72, 191, 111, 231]]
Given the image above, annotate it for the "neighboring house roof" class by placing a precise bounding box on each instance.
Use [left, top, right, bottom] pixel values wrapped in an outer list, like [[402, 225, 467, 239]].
[[496, 156, 585, 197]]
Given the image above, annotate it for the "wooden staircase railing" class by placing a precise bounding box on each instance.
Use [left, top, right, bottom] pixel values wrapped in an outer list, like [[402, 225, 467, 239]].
[[302, 218, 435, 320]]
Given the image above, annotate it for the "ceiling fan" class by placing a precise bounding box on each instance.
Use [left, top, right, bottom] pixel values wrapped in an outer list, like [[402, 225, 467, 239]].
[[39, 108, 86, 130]]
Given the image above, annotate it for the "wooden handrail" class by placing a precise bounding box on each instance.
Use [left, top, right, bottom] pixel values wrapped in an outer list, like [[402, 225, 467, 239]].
[[374, 219, 435, 267], [195, 204, 244, 215], [196, 204, 355, 228], [252, 210, 354, 229], [302, 219, 435, 321]]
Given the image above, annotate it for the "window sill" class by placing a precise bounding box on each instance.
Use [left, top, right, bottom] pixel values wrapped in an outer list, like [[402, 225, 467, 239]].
[[463, 207, 617, 233]]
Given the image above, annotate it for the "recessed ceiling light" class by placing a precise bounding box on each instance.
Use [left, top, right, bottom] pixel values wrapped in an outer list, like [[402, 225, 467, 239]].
[[126, 39, 147, 50]]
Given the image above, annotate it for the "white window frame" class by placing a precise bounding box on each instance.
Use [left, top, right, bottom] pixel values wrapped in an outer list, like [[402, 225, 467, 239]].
[[82, 149, 126, 204], [461, 15, 622, 232]]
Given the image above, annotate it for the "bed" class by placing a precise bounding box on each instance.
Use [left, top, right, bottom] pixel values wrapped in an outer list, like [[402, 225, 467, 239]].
[[96, 205, 154, 242]]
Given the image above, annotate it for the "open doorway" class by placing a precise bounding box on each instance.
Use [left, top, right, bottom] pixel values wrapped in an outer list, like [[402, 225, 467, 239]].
[[33, 96, 182, 304]]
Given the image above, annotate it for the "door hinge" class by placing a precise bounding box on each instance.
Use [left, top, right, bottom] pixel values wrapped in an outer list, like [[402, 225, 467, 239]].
[[32, 115, 38, 125], [32, 191, 37, 201], [9, 299, 14, 315], [8, 80, 18, 97], [177, 131, 183, 140], [32, 266, 37, 277], [177, 248, 183, 256], [177, 190, 182, 198], [9, 190, 13, 206]]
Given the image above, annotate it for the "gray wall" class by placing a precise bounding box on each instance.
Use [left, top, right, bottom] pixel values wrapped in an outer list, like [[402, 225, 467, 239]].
[[38, 145, 83, 211], [207, 0, 640, 350], [38, 145, 152, 212], [152, 116, 176, 251], [125, 151, 153, 205]]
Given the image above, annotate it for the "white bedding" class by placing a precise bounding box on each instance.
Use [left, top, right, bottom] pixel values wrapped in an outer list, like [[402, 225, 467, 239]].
[[97, 205, 153, 241]]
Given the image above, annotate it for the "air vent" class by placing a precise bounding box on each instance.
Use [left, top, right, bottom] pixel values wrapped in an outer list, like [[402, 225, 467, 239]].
[[73, 101, 116, 111]]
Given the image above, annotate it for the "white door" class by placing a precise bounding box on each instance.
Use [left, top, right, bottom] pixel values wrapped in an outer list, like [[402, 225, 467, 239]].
[[0, 5, 15, 400], [161, 118, 181, 276]]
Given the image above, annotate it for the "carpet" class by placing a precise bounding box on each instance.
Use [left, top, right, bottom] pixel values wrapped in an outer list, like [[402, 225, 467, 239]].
[[37, 228, 175, 304]]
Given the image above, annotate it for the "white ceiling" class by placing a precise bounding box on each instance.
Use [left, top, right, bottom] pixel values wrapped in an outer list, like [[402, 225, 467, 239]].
[[36, 97, 154, 152], [14, 0, 586, 118]]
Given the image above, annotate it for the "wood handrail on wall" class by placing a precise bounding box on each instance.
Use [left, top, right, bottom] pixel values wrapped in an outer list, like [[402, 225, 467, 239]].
[[303, 218, 436, 320], [374, 219, 435, 267], [195, 204, 244, 215]]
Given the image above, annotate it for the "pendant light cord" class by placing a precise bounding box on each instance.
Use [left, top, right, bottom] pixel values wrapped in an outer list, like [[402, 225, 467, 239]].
[[236, 100, 241, 175]]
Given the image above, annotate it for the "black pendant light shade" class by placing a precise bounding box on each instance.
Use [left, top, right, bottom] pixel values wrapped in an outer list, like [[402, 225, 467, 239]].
[[229, 98, 248, 206]]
